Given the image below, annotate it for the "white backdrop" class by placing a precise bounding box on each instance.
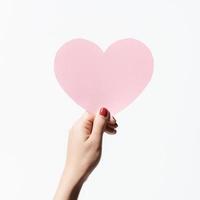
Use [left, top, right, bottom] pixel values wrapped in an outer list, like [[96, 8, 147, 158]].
[[0, 0, 200, 199]]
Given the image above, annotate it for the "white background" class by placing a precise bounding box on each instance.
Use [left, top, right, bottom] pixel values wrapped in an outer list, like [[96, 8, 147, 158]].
[[0, 0, 200, 199]]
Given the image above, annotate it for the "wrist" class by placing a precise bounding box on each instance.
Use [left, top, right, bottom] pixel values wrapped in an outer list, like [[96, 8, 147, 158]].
[[54, 167, 84, 200]]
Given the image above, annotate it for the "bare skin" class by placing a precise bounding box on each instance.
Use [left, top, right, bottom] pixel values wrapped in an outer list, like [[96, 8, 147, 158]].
[[54, 107, 118, 200]]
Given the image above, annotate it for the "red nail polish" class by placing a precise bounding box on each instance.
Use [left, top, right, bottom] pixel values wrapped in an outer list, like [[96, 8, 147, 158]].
[[99, 107, 108, 117]]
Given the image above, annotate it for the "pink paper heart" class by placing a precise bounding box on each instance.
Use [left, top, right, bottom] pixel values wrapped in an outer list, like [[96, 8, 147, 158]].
[[54, 38, 153, 114]]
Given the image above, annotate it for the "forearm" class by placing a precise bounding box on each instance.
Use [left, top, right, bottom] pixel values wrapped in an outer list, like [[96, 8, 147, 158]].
[[54, 167, 84, 200]]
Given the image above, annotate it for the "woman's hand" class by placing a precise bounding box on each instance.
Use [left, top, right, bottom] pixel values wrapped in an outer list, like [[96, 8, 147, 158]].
[[54, 107, 118, 200]]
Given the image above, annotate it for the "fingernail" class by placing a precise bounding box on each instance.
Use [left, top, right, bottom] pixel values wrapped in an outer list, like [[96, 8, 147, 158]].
[[99, 107, 108, 117], [112, 116, 116, 121]]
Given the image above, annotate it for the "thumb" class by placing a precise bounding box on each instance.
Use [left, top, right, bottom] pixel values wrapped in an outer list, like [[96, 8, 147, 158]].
[[90, 107, 110, 143]]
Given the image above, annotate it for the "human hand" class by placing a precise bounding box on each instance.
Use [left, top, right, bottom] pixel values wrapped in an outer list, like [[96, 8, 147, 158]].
[[54, 107, 118, 200]]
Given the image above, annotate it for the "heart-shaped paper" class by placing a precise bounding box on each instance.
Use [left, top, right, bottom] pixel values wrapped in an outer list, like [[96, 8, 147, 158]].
[[54, 38, 153, 114]]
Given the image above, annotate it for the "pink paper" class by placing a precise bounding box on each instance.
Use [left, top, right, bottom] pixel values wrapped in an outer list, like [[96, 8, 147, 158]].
[[54, 38, 153, 114]]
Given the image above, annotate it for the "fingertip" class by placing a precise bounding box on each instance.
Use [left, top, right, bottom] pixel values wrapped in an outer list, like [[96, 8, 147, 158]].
[[98, 107, 110, 120], [105, 128, 117, 135], [107, 122, 118, 128], [109, 116, 117, 125]]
